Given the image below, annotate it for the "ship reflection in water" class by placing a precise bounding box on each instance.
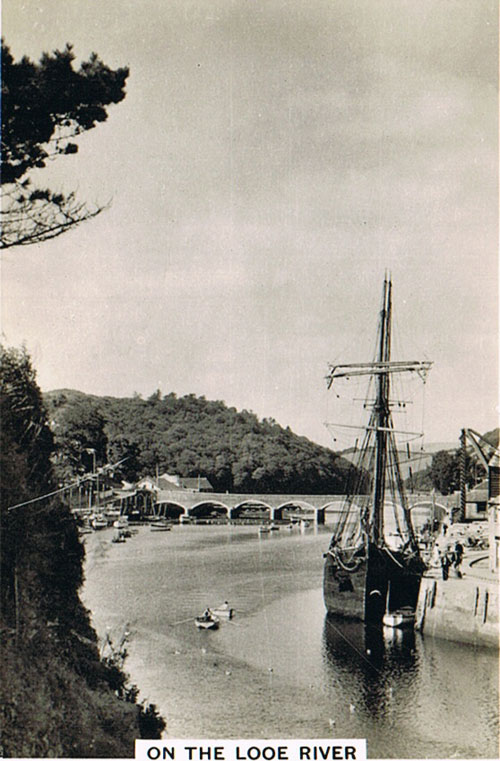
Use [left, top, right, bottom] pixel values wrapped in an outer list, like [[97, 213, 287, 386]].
[[321, 613, 498, 758], [322, 615, 418, 721]]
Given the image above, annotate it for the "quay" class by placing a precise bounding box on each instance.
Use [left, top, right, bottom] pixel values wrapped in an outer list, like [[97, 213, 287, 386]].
[[416, 447, 500, 648], [416, 510, 499, 648], [416, 554, 498, 647]]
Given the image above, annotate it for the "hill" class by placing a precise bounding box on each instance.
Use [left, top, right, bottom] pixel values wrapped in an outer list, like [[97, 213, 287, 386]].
[[44, 389, 359, 494]]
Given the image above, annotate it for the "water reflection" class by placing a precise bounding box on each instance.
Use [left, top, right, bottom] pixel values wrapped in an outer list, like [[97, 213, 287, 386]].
[[322, 614, 499, 758], [322, 615, 418, 719]]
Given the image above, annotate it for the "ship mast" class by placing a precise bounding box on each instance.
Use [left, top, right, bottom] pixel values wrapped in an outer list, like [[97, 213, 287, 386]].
[[371, 276, 392, 544], [325, 277, 433, 554]]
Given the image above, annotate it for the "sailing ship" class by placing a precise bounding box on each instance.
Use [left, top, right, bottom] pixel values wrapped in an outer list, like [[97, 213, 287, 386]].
[[323, 276, 432, 624]]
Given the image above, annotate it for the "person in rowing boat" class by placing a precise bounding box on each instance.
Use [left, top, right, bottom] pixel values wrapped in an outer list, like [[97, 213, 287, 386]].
[[202, 607, 213, 620]]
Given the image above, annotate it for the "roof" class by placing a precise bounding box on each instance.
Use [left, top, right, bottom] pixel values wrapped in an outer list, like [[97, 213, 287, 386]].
[[113, 489, 137, 499], [137, 476, 185, 491], [467, 480, 489, 502], [180, 477, 213, 491], [157, 477, 185, 491]]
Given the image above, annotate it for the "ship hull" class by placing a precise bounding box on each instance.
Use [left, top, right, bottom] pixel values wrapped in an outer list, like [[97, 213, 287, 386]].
[[323, 541, 423, 624]]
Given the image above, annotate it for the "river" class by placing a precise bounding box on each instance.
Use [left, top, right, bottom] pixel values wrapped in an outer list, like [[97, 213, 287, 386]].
[[81, 524, 498, 759]]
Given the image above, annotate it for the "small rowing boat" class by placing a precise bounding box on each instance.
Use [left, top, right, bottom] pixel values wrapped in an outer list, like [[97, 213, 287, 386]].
[[90, 514, 108, 530], [211, 602, 234, 619], [195, 610, 220, 630], [150, 520, 172, 531], [382, 606, 415, 628]]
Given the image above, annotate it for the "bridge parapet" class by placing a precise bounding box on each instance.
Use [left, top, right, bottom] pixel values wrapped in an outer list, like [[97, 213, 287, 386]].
[[151, 491, 446, 524], [156, 490, 344, 510]]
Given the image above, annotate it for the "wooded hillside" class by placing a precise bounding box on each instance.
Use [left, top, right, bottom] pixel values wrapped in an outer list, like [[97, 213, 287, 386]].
[[45, 389, 357, 494], [406, 428, 499, 494]]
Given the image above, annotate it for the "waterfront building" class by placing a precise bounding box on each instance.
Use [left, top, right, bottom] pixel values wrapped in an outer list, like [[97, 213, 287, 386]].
[[488, 452, 500, 572]]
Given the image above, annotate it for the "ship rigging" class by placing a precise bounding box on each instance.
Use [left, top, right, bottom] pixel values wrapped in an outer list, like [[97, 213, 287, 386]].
[[323, 276, 432, 623]]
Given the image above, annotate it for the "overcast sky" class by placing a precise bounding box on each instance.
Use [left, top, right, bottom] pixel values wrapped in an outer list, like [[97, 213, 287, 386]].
[[1, 0, 498, 449]]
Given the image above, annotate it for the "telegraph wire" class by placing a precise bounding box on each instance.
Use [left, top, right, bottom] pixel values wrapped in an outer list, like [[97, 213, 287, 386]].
[[6, 457, 128, 513]]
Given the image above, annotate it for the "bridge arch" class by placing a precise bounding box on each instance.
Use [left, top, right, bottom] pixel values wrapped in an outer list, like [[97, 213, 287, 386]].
[[188, 501, 229, 521], [408, 500, 448, 528], [229, 501, 272, 520], [273, 501, 316, 521], [155, 501, 186, 519]]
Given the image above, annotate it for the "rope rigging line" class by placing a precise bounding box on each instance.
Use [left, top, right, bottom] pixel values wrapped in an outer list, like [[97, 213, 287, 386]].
[[387, 437, 408, 542], [329, 548, 364, 573], [334, 417, 374, 544], [382, 544, 405, 570], [324, 616, 383, 674]]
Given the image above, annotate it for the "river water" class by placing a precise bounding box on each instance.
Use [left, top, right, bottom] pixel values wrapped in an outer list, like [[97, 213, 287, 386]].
[[81, 524, 498, 759]]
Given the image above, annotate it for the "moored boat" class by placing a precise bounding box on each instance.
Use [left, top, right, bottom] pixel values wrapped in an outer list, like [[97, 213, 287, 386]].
[[382, 606, 415, 628], [211, 602, 234, 619], [150, 520, 172, 531], [78, 527, 93, 536], [90, 513, 108, 530]]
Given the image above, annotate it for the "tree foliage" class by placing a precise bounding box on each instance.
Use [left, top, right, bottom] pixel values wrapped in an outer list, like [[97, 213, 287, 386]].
[[0, 344, 86, 645], [0, 346, 165, 755], [46, 388, 359, 494], [1, 41, 129, 249], [429, 448, 486, 495]]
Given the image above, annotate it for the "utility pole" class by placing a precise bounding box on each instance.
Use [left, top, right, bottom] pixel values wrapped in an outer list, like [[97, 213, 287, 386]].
[[85, 448, 96, 512]]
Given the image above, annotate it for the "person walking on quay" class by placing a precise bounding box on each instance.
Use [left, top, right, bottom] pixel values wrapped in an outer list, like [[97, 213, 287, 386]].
[[440, 550, 451, 580], [452, 541, 464, 578]]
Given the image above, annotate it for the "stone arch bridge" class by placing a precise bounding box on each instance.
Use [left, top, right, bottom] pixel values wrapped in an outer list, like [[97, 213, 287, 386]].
[[119, 490, 448, 525]]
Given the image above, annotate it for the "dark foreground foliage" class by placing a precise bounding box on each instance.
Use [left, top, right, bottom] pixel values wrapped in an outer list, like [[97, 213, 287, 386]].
[[1, 41, 129, 249], [0, 346, 165, 757]]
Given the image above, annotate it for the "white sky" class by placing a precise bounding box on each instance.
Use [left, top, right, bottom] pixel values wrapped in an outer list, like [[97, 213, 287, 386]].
[[1, 0, 498, 449]]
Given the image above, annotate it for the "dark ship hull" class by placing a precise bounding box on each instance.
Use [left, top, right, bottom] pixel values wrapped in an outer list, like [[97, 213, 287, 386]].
[[323, 541, 424, 624]]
